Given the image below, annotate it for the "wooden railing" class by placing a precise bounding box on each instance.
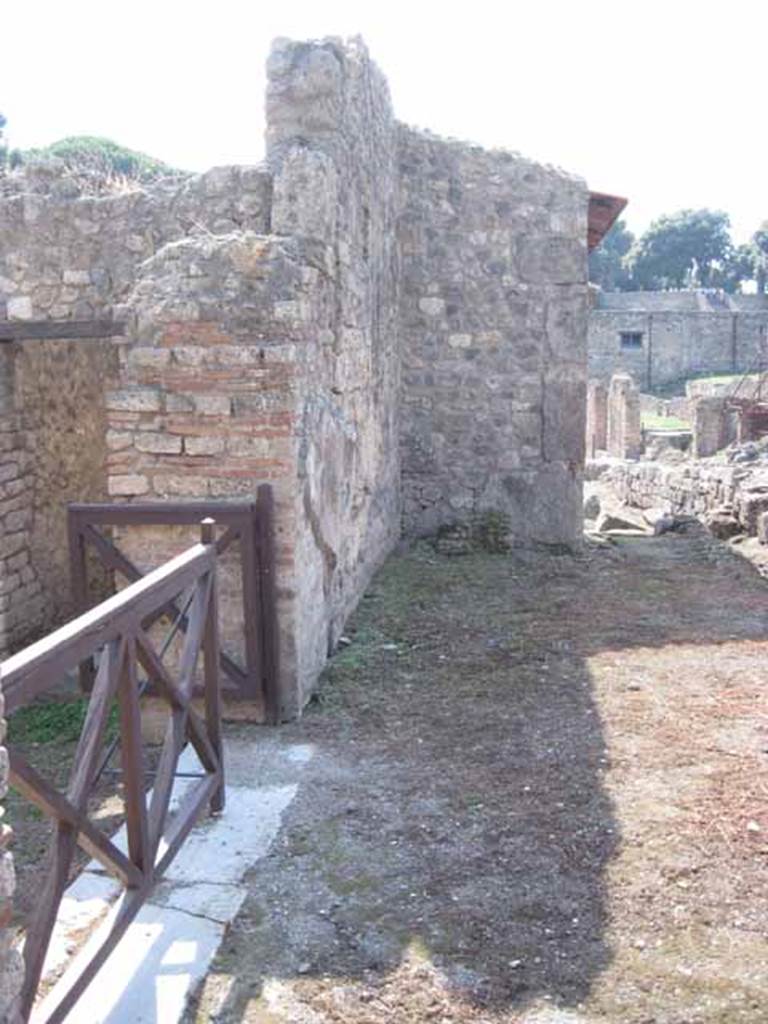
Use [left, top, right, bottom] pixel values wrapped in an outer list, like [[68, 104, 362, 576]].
[[67, 487, 280, 722], [1, 520, 224, 1023]]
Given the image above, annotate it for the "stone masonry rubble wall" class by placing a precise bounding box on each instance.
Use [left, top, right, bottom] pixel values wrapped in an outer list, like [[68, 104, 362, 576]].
[[608, 461, 738, 520], [606, 373, 641, 459], [0, 348, 45, 657], [586, 380, 607, 455], [692, 397, 733, 458], [607, 459, 768, 536], [267, 38, 401, 699], [0, 35, 590, 713], [398, 130, 588, 545]]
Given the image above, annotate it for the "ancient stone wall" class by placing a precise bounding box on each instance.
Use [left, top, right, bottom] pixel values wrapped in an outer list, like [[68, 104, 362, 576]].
[[0, 166, 271, 322], [608, 461, 739, 518], [607, 458, 768, 539], [606, 373, 641, 459], [267, 38, 401, 696], [588, 293, 768, 389], [0, 165, 273, 659], [16, 340, 118, 625], [398, 130, 588, 545], [692, 397, 733, 458], [108, 38, 402, 715], [0, 347, 45, 657], [586, 380, 608, 455], [0, 35, 591, 710]]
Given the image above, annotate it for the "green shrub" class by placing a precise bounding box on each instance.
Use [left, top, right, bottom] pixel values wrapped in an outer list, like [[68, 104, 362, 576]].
[[20, 136, 185, 184]]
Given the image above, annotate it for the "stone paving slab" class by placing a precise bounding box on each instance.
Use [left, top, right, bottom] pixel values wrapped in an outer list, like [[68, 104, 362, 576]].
[[31, 737, 311, 1023]]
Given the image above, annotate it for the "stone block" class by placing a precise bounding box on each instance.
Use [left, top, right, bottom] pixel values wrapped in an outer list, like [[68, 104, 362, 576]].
[[107, 474, 149, 496], [128, 347, 172, 369], [194, 395, 232, 417], [134, 432, 183, 455], [106, 389, 162, 413], [6, 295, 33, 320], [184, 436, 226, 457]]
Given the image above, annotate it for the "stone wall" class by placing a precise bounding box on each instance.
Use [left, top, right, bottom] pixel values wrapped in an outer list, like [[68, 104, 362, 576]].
[[586, 380, 607, 455], [107, 38, 403, 716], [608, 461, 739, 518], [0, 336, 117, 657], [0, 165, 271, 322], [398, 130, 588, 545], [0, 34, 591, 710], [589, 292, 768, 389], [268, 38, 401, 696], [608, 459, 768, 536], [16, 340, 117, 624], [606, 373, 641, 459], [0, 163, 272, 659], [0, 347, 45, 657], [692, 397, 733, 458]]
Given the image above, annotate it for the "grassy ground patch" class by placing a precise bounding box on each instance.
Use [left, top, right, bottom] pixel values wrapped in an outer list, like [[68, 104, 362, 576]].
[[641, 412, 690, 430], [191, 531, 768, 1024]]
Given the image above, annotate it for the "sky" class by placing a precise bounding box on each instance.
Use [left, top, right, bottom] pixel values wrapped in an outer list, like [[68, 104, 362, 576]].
[[2, 0, 766, 243]]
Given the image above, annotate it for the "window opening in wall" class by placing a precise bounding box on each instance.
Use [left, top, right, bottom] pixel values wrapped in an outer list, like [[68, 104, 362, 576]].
[[620, 331, 643, 350]]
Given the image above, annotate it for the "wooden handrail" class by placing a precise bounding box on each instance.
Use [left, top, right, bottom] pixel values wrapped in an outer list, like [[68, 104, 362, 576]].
[[2, 544, 214, 713], [67, 490, 281, 719], [2, 522, 224, 1022]]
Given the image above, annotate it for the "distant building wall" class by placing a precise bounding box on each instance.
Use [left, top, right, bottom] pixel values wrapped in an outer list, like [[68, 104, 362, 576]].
[[588, 292, 768, 389]]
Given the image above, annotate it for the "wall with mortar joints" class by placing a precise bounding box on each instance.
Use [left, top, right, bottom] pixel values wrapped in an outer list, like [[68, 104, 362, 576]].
[[397, 126, 589, 546], [266, 36, 402, 703], [612, 459, 768, 537], [109, 37, 403, 715], [0, 165, 272, 324], [0, 164, 272, 654], [105, 232, 305, 716], [0, 346, 45, 659], [1, 35, 593, 708], [15, 339, 118, 630]]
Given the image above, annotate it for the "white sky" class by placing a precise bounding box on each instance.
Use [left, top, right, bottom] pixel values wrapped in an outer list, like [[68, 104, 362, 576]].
[[2, 0, 765, 242]]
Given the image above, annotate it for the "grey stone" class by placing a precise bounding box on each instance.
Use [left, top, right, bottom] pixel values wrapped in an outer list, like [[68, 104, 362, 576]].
[[584, 493, 601, 519], [596, 508, 649, 534], [705, 508, 742, 540]]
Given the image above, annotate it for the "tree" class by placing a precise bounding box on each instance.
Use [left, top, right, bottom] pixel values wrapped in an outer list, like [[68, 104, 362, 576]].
[[709, 243, 757, 294], [588, 219, 635, 291], [626, 209, 733, 290]]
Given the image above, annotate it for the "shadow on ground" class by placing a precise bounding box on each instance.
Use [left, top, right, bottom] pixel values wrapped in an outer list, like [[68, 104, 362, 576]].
[[190, 528, 768, 1023]]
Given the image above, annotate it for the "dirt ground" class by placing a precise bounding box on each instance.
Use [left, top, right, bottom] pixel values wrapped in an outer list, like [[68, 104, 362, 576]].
[[181, 528, 768, 1024]]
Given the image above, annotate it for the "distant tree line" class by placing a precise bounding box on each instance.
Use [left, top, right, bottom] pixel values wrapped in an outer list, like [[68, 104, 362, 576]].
[[590, 209, 768, 294]]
